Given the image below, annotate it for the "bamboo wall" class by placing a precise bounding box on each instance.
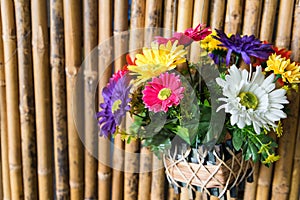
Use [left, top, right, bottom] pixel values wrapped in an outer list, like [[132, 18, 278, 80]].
[[0, 0, 299, 200]]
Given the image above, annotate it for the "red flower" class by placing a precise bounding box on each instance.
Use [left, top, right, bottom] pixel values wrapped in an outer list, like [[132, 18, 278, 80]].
[[272, 46, 291, 59]]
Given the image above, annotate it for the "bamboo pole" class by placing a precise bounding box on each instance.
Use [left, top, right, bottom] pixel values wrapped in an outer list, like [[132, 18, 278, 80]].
[[243, 162, 260, 200], [210, 0, 226, 30], [271, 93, 299, 200], [138, 0, 155, 194], [138, 147, 152, 200], [31, 0, 54, 198], [289, 3, 300, 200], [289, 107, 300, 200], [271, 2, 298, 199], [259, 0, 278, 42], [83, 1, 98, 199], [224, 0, 243, 34], [111, 1, 128, 200], [242, 0, 262, 37], [98, 1, 113, 200], [144, 0, 163, 46], [63, 1, 84, 199], [190, 0, 209, 63], [192, 0, 209, 25], [180, 188, 190, 200], [123, 1, 146, 200], [167, 187, 180, 200], [0, 12, 11, 200], [176, 0, 194, 32], [0, 0, 24, 198], [138, 1, 163, 199], [290, 0, 300, 61], [150, 155, 165, 200], [275, 0, 295, 48], [50, 0, 70, 199], [15, 0, 38, 199], [163, 0, 177, 37], [256, 165, 274, 200], [113, 0, 128, 68], [255, 132, 276, 200], [0, 147, 2, 200], [195, 191, 207, 200], [129, 0, 146, 55]]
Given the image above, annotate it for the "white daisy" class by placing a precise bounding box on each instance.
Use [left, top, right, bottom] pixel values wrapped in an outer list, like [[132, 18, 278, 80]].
[[216, 65, 289, 134]]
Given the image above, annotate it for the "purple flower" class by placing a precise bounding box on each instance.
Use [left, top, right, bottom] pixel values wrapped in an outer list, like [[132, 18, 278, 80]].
[[97, 73, 131, 137], [209, 53, 226, 65], [213, 29, 274, 65]]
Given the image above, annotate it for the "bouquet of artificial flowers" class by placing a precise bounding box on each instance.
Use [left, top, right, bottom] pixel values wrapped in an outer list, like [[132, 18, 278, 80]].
[[97, 24, 300, 168]]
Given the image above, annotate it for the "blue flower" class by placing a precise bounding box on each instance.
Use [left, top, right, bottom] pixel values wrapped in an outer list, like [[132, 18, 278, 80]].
[[97, 73, 131, 137], [213, 29, 274, 65]]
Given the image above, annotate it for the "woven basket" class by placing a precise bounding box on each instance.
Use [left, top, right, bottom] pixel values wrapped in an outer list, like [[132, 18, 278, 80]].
[[163, 146, 254, 197]]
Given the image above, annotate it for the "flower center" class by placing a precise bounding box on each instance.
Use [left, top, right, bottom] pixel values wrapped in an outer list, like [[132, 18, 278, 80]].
[[158, 88, 172, 100], [238, 92, 259, 109], [112, 99, 122, 113]]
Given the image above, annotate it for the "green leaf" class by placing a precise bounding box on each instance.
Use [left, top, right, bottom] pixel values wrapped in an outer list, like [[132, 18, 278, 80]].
[[175, 126, 192, 145], [245, 143, 251, 161], [249, 141, 259, 162], [203, 99, 211, 107], [232, 129, 243, 151]]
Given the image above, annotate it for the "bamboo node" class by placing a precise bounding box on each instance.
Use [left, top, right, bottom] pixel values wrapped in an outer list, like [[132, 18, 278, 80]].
[[50, 57, 65, 69], [38, 168, 52, 175], [65, 66, 79, 78], [9, 164, 22, 171], [56, 189, 70, 195], [38, 26, 47, 51], [84, 70, 98, 86], [69, 180, 84, 189], [0, 80, 6, 87], [2, 32, 17, 41], [97, 171, 112, 180]]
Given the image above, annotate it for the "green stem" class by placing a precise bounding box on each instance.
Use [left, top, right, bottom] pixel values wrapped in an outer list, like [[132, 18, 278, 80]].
[[186, 61, 194, 84], [130, 111, 147, 119], [235, 55, 240, 65], [273, 74, 282, 83]]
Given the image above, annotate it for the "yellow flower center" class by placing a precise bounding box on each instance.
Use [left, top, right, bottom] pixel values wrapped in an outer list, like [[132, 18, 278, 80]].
[[112, 99, 122, 113], [238, 92, 258, 109], [158, 88, 172, 100]]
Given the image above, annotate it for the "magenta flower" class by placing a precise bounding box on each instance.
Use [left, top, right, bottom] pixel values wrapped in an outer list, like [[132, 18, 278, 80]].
[[155, 24, 211, 46], [142, 72, 185, 113]]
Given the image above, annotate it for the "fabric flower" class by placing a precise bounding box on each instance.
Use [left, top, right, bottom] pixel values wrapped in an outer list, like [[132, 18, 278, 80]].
[[97, 72, 132, 137], [142, 72, 185, 112], [272, 46, 291, 59], [209, 52, 226, 65], [216, 65, 289, 134], [262, 153, 280, 164], [155, 24, 211, 46], [112, 68, 128, 81], [128, 41, 187, 84], [213, 29, 274, 65], [266, 54, 300, 83], [200, 30, 226, 51]]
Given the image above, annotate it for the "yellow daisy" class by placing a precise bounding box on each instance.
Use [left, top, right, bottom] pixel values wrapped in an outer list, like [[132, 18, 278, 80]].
[[266, 54, 300, 83], [128, 40, 187, 84], [200, 31, 227, 52], [262, 153, 280, 164]]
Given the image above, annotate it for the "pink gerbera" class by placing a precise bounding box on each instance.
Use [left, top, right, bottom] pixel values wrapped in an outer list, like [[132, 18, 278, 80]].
[[142, 72, 185, 113]]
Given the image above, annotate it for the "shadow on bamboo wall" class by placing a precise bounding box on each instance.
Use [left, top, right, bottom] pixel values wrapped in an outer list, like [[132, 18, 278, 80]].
[[0, 0, 299, 200]]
